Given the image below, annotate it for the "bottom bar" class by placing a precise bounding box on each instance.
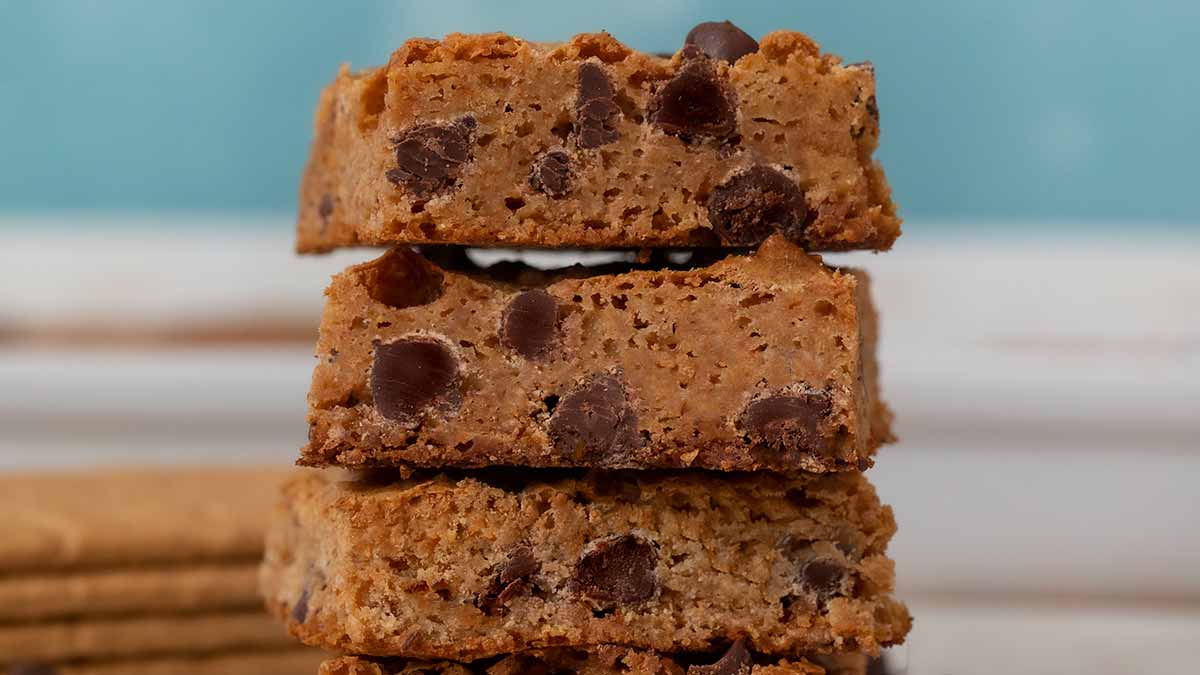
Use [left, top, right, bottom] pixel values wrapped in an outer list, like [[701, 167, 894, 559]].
[[261, 469, 910, 660], [319, 642, 871, 675]]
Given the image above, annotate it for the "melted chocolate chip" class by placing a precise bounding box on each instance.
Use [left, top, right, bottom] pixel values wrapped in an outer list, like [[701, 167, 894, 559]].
[[707, 166, 813, 246], [500, 290, 560, 360], [780, 536, 852, 609], [797, 557, 849, 605], [477, 545, 541, 615], [684, 21, 759, 63], [574, 533, 659, 603], [866, 95, 879, 121], [317, 194, 335, 221], [529, 150, 573, 198], [688, 639, 754, 675], [371, 338, 462, 422], [650, 58, 737, 140], [576, 62, 621, 149], [739, 388, 833, 459], [366, 247, 444, 309], [290, 586, 310, 624], [386, 117, 476, 201], [547, 374, 640, 463]]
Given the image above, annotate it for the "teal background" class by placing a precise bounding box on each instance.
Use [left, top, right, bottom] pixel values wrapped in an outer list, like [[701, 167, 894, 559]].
[[1, 1, 1198, 225]]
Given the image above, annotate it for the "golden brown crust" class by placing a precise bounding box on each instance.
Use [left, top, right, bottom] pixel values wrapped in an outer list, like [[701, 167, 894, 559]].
[[260, 470, 910, 661], [296, 30, 899, 253]]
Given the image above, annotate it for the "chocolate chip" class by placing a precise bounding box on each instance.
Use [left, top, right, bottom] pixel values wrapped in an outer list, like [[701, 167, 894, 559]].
[[290, 586, 310, 624], [798, 558, 848, 602], [8, 664, 58, 675], [576, 62, 621, 149], [366, 247, 444, 309], [574, 533, 659, 603], [649, 58, 737, 140], [707, 166, 813, 246], [866, 94, 879, 121], [739, 388, 833, 459], [318, 194, 335, 221], [501, 290, 560, 360], [529, 151, 573, 197], [386, 117, 476, 201], [684, 21, 759, 63], [547, 374, 640, 463], [477, 545, 541, 615], [371, 338, 462, 422], [688, 639, 754, 675]]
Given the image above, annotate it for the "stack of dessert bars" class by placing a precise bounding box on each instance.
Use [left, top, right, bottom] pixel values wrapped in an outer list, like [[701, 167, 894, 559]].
[[261, 21, 911, 675]]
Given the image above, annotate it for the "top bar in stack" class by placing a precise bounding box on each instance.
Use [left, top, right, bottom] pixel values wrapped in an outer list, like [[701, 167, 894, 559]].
[[297, 24, 899, 252]]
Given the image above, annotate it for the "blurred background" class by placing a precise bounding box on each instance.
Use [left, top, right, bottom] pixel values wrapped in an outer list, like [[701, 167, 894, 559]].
[[1, 2, 1197, 674]]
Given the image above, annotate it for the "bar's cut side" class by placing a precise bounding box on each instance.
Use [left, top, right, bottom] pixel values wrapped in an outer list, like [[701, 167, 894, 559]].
[[297, 29, 899, 252], [260, 470, 910, 660], [302, 236, 892, 474], [318, 642, 872, 675]]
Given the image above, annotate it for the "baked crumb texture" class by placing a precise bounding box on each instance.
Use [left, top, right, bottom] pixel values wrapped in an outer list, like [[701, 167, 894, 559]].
[[297, 30, 899, 252], [319, 641, 873, 675], [261, 470, 911, 661], [302, 236, 893, 474]]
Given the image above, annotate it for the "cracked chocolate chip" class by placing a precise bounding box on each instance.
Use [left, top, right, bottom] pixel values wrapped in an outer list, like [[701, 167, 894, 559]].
[[366, 247, 444, 309], [8, 664, 58, 675], [684, 21, 759, 63], [707, 166, 814, 246], [386, 117, 476, 201], [688, 639, 754, 675], [529, 150, 573, 197], [371, 337, 461, 422], [574, 533, 659, 603], [547, 374, 639, 463], [650, 58, 737, 140], [576, 62, 621, 149], [739, 388, 833, 459], [501, 289, 560, 360], [290, 586, 310, 624], [477, 545, 541, 615]]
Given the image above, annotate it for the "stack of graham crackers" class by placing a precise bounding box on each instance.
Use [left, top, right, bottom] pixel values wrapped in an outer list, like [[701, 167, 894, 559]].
[[261, 21, 911, 675], [0, 469, 322, 674]]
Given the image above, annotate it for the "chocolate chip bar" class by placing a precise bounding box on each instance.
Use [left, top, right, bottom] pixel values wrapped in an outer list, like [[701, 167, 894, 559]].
[[318, 641, 872, 675], [297, 25, 898, 252], [259, 469, 910, 660], [303, 236, 891, 474]]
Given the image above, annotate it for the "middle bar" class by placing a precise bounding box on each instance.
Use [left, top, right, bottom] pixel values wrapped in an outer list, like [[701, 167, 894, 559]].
[[302, 235, 891, 474]]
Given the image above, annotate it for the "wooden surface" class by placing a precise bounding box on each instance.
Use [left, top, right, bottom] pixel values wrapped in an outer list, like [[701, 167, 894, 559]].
[[1, 220, 1198, 673]]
